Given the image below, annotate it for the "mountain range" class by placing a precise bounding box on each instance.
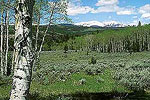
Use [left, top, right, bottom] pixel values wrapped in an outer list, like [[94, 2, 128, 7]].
[[74, 21, 126, 28]]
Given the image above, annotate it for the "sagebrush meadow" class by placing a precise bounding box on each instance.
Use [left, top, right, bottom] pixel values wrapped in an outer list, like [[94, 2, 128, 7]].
[[0, 0, 150, 100]]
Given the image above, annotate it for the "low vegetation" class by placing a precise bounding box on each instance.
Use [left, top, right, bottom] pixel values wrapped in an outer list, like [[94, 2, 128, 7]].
[[1, 51, 150, 99]]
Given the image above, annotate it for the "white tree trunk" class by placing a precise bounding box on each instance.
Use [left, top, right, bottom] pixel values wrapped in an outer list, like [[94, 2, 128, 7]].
[[32, 13, 40, 71], [33, 4, 55, 70], [1, 8, 4, 76], [10, 0, 34, 100], [35, 14, 40, 52], [5, 0, 10, 75]]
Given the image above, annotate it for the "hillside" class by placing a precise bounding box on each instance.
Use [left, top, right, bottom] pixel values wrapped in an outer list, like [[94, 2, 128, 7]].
[[3, 24, 125, 51], [53, 24, 150, 52], [6, 24, 124, 35]]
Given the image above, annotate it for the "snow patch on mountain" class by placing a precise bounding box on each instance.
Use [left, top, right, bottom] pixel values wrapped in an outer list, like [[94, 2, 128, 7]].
[[75, 21, 125, 27]]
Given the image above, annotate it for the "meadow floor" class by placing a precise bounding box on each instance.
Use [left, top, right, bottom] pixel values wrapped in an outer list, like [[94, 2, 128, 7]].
[[1, 51, 150, 100]]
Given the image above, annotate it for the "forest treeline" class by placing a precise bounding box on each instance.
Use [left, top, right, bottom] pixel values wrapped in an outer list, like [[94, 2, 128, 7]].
[[54, 24, 150, 53], [0, 24, 109, 51], [1, 23, 150, 53]]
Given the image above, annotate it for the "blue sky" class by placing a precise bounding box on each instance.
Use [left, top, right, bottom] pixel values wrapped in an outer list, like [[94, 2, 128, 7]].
[[67, 0, 150, 25]]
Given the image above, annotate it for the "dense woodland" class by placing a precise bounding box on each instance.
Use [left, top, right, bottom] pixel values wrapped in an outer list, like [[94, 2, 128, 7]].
[[60, 24, 150, 53], [1, 23, 150, 53]]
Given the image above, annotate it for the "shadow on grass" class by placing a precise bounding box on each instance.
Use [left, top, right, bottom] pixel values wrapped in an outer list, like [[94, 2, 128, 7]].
[[0, 97, 9, 100], [1, 92, 150, 100], [0, 83, 7, 86], [29, 92, 60, 100], [69, 92, 128, 100]]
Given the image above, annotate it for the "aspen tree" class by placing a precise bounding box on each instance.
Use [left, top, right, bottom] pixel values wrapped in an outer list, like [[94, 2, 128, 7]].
[[10, 0, 35, 99]]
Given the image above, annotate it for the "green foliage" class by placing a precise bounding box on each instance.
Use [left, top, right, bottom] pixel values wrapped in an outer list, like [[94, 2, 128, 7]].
[[96, 77, 104, 83], [89, 56, 97, 64], [138, 21, 142, 27], [32, 51, 150, 86], [64, 44, 68, 53], [54, 24, 150, 53], [113, 61, 150, 92], [43, 43, 51, 51], [8, 24, 103, 51], [8, 24, 150, 52], [2, 51, 150, 99]]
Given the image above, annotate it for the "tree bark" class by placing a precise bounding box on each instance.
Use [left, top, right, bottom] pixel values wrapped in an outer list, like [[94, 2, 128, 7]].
[[33, 3, 56, 71], [35, 14, 40, 52], [10, 0, 34, 100], [5, 0, 10, 75], [1, 8, 4, 76], [32, 11, 40, 71]]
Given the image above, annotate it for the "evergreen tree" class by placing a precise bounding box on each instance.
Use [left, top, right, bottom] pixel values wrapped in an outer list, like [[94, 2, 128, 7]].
[[138, 21, 141, 27]]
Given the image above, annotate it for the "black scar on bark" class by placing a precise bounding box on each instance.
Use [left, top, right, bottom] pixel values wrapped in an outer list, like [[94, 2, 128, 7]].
[[20, 40, 27, 47], [14, 95, 19, 98], [24, 16, 31, 26], [14, 8, 18, 14], [12, 81, 17, 89], [18, 3, 23, 13], [22, 48, 27, 56], [14, 75, 23, 80]]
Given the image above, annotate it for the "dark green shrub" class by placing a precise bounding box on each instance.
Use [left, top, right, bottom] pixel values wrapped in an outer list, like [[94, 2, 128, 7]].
[[64, 44, 68, 53], [89, 57, 96, 64]]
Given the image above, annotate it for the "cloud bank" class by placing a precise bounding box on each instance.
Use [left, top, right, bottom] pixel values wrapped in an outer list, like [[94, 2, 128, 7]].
[[139, 4, 150, 19], [67, 0, 136, 16], [67, 0, 150, 20]]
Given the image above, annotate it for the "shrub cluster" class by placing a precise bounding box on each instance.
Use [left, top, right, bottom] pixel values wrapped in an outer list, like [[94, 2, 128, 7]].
[[113, 61, 150, 92], [32, 60, 106, 84]]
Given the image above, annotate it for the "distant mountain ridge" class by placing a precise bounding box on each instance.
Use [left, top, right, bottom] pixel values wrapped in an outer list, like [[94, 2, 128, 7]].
[[74, 21, 126, 28]]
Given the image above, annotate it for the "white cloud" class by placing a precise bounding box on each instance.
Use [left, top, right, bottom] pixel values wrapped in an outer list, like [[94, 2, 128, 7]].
[[92, 6, 136, 15], [92, 0, 136, 15], [139, 4, 150, 19], [139, 4, 150, 14], [133, 16, 138, 19], [96, 0, 119, 6], [93, 0, 119, 13], [92, 5, 119, 13], [67, 0, 136, 16], [67, 3, 93, 16], [128, 20, 139, 26], [141, 13, 150, 19], [73, 0, 81, 2], [117, 10, 135, 15]]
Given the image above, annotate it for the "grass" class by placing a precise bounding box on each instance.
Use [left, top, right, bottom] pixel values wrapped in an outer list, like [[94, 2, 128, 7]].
[[0, 81, 11, 99], [0, 68, 128, 99], [1, 51, 150, 99], [40, 51, 150, 63], [31, 68, 128, 95]]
